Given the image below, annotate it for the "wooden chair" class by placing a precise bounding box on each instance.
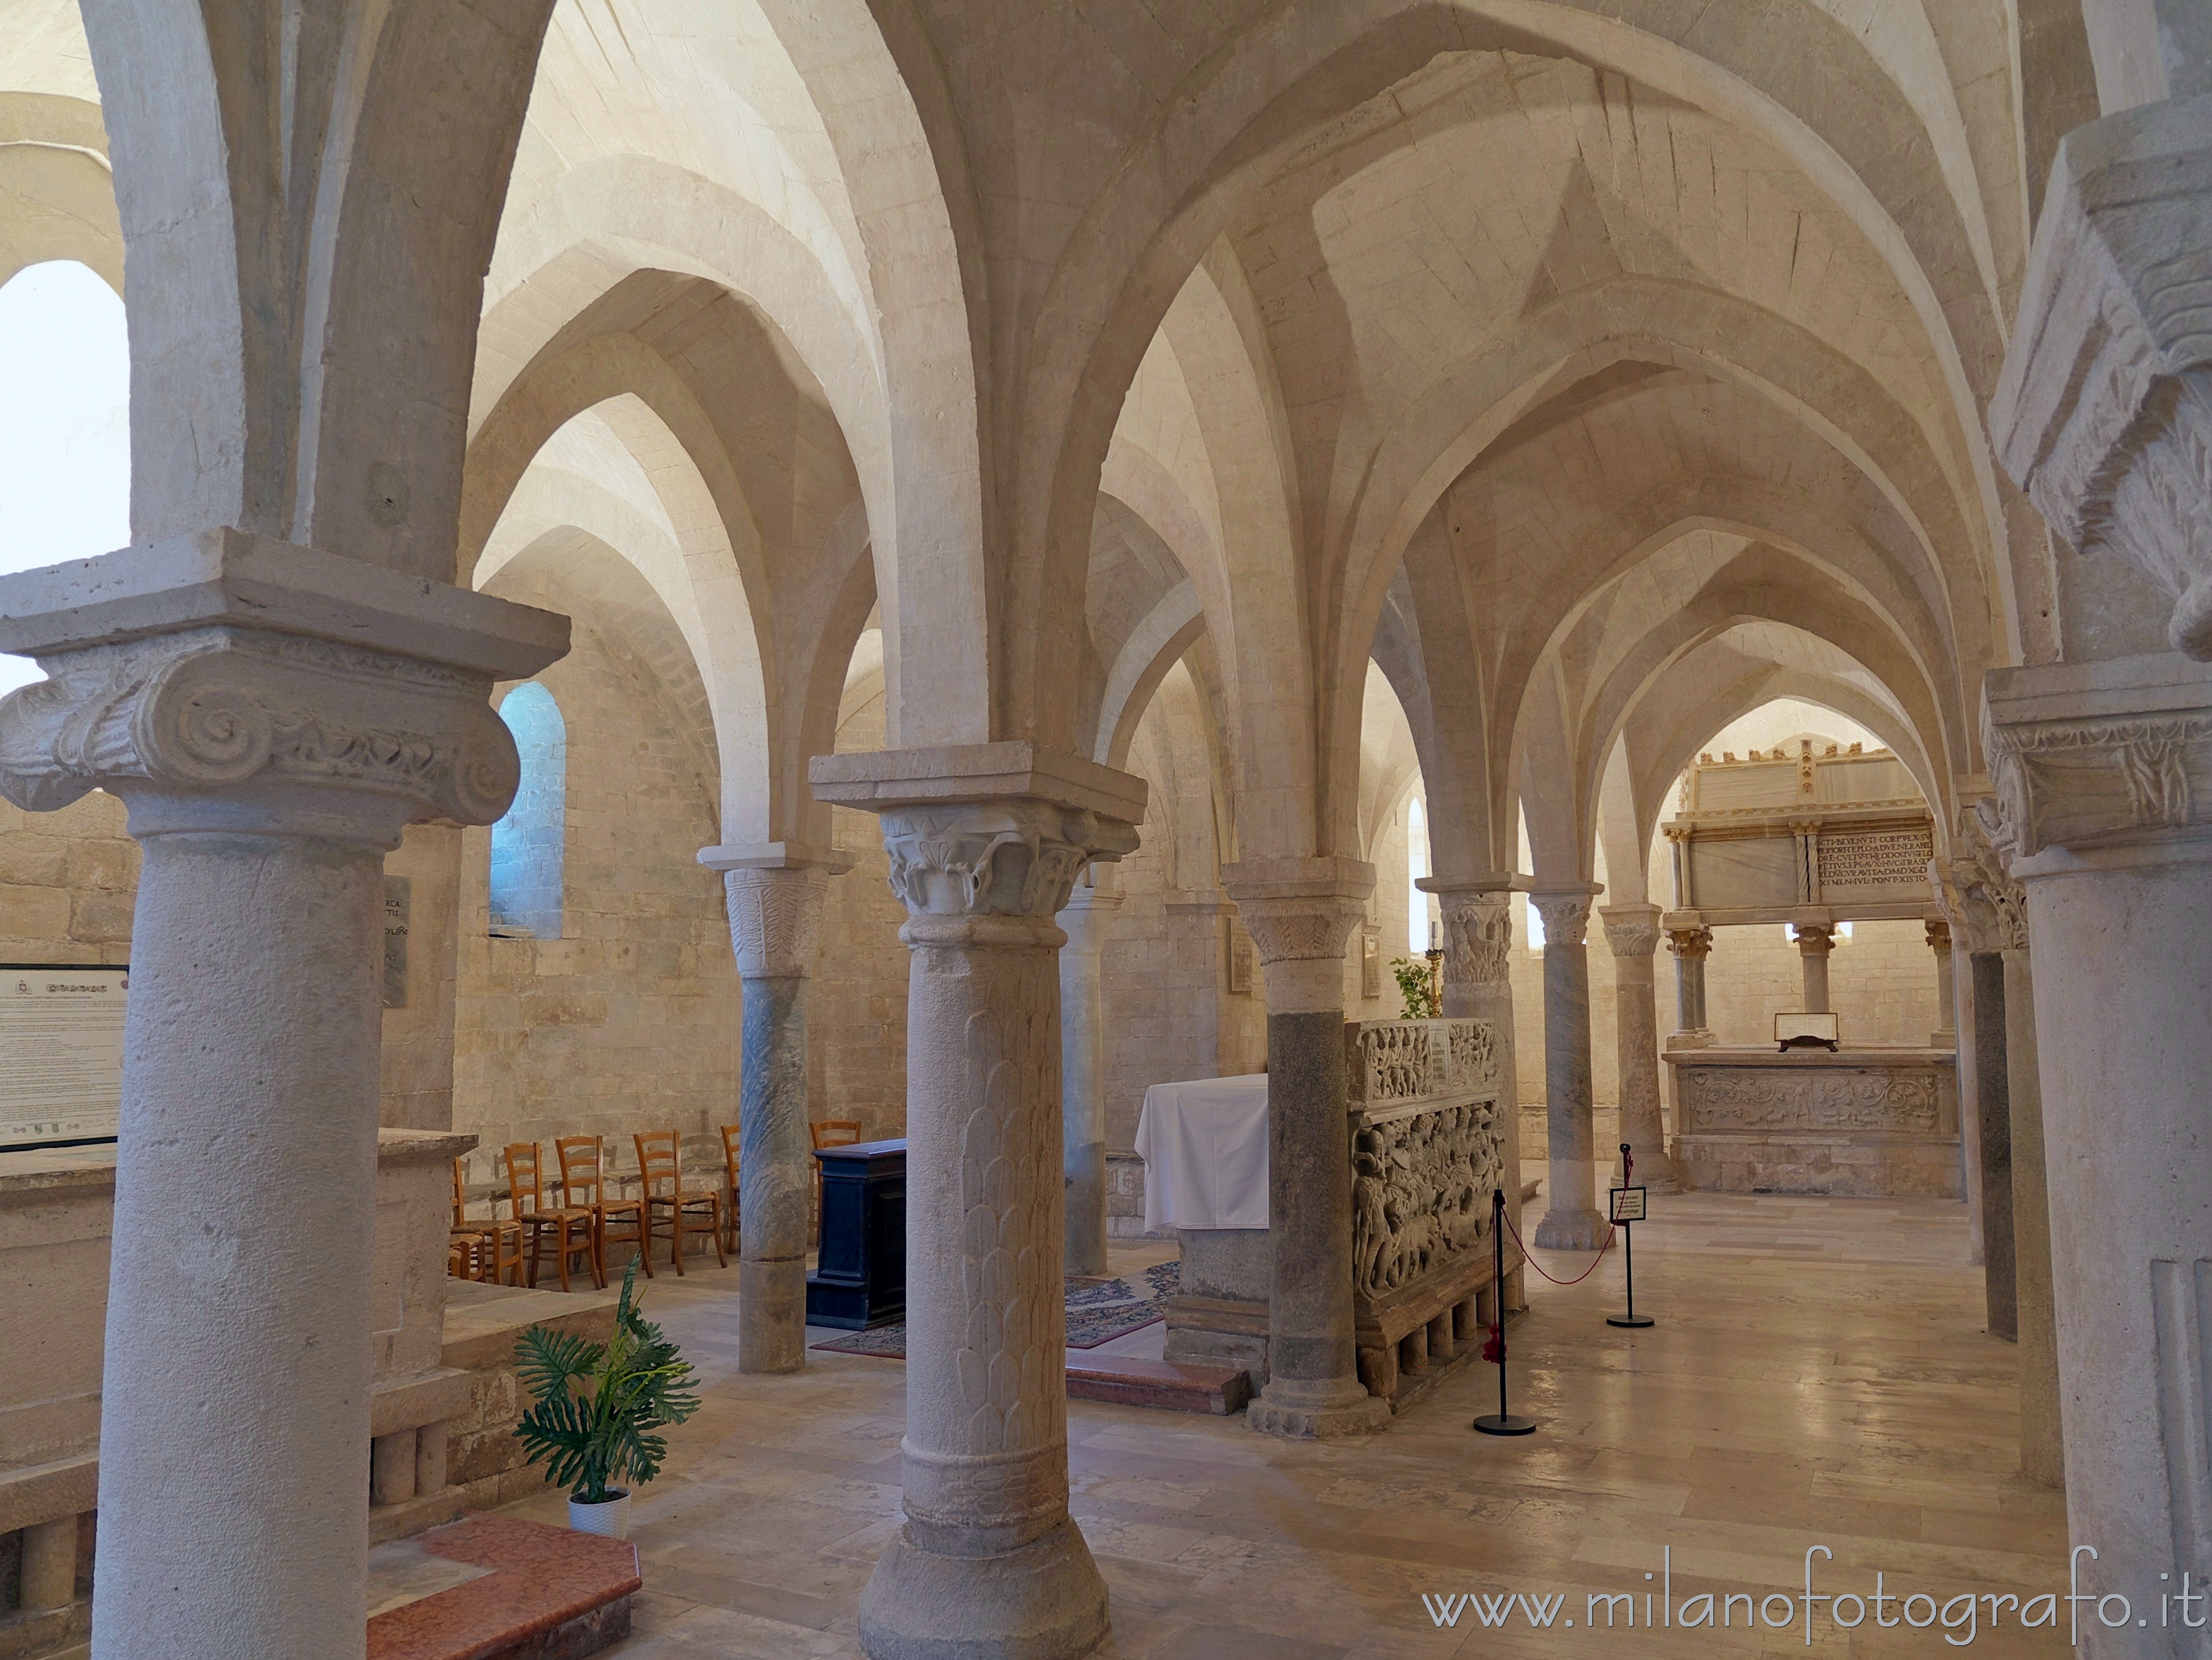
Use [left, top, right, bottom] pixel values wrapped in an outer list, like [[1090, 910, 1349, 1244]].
[[635, 1130, 726, 1275], [558, 1135, 650, 1283], [810, 1120, 862, 1242], [718, 1124, 742, 1258], [505, 1141, 602, 1292], [450, 1157, 524, 1286]]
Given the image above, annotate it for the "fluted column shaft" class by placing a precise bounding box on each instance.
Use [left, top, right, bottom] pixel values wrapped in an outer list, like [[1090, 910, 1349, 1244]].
[[1225, 857, 1391, 1440], [810, 747, 1142, 1660], [1600, 905, 1679, 1191], [0, 535, 563, 1660], [700, 847, 848, 1374], [1057, 883, 1122, 1277], [1425, 876, 1527, 1309], [1532, 886, 1605, 1249]]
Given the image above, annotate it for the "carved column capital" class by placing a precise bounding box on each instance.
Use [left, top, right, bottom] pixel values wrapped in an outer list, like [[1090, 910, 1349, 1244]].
[[0, 531, 566, 846], [699, 843, 853, 979], [1924, 917, 1952, 954], [1959, 810, 2032, 952], [1793, 923, 1836, 959], [1221, 855, 1375, 1014], [1666, 925, 1714, 962], [1530, 885, 1602, 949], [810, 744, 1145, 945], [1419, 874, 1518, 987], [1598, 902, 1662, 958], [1989, 96, 2212, 656], [1981, 655, 2212, 868]]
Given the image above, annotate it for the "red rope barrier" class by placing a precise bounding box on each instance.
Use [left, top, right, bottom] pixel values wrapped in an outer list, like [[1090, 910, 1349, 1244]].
[[1499, 1204, 1617, 1286]]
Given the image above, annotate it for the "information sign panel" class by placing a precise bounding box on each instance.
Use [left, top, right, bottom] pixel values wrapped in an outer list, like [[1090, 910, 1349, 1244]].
[[1609, 1184, 1647, 1224], [0, 964, 128, 1149]]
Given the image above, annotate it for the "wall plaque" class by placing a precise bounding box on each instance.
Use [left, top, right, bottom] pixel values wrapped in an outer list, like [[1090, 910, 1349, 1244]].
[[0, 964, 127, 1148]]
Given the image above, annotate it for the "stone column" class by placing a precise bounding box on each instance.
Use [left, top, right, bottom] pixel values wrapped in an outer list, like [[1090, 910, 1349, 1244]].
[[1971, 948, 2016, 1339], [1223, 856, 1392, 1440], [1794, 923, 1835, 1013], [1424, 874, 1527, 1309], [1928, 859, 1986, 1264], [1057, 876, 1123, 1277], [1925, 919, 1957, 1046], [0, 534, 563, 1660], [1531, 886, 1606, 1249], [811, 745, 1141, 1660], [1982, 90, 2212, 1558], [699, 843, 851, 1374], [1600, 904, 1681, 1191], [1665, 925, 1714, 1046]]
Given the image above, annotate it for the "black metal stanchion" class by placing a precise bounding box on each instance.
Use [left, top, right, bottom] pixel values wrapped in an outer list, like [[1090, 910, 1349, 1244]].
[[1606, 1143, 1654, 1329], [1473, 1186, 1535, 1436]]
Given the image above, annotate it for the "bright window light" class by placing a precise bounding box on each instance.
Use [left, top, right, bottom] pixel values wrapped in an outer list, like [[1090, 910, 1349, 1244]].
[[1526, 895, 1545, 954], [0, 261, 131, 698]]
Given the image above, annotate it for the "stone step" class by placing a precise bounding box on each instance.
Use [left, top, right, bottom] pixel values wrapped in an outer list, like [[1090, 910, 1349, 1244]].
[[365, 1515, 637, 1660], [1066, 1356, 1253, 1415]]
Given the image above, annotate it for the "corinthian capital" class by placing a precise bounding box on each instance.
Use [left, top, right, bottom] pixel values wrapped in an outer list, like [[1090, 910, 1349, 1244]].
[[0, 531, 565, 843], [810, 743, 1145, 932], [1220, 855, 1375, 1015], [1989, 97, 2212, 656], [1530, 885, 1602, 949]]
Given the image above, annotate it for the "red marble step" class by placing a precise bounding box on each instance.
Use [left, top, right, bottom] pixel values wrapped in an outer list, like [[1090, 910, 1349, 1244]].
[[367, 1515, 640, 1660], [1066, 1355, 1253, 1415]]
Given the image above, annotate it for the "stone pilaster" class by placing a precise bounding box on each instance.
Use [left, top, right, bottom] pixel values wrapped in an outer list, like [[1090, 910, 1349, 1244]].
[[1223, 856, 1392, 1440], [810, 744, 1142, 1660], [1793, 923, 1835, 1014], [1421, 873, 1528, 1308], [698, 841, 852, 1375], [1531, 885, 1606, 1249], [1925, 918, 1958, 1046], [1057, 876, 1124, 1277], [1600, 903, 1681, 1192], [0, 531, 565, 1660], [1664, 925, 1714, 1046]]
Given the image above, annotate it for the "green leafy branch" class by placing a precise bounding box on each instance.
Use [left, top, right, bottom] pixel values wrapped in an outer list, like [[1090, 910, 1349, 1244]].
[[513, 1260, 700, 1503], [1390, 956, 1440, 1020]]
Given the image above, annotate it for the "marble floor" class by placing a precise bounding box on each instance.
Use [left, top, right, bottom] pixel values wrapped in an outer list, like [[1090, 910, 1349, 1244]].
[[472, 1192, 2070, 1657]]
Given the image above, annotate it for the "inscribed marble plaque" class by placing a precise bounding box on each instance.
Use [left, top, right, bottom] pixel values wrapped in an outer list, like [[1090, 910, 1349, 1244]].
[[0, 966, 127, 1148]]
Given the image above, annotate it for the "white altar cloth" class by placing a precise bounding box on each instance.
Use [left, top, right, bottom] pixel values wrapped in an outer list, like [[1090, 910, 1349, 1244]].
[[1134, 1073, 1270, 1232]]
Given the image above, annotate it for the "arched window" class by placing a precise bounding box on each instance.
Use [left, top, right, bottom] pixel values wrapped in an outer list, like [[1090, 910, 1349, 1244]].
[[1407, 796, 1430, 955], [489, 682, 567, 939], [0, 261, 131, 697]]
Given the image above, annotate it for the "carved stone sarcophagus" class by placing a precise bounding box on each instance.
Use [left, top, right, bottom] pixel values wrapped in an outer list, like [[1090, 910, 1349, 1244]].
[[1344, 1019, 1519, 1409]]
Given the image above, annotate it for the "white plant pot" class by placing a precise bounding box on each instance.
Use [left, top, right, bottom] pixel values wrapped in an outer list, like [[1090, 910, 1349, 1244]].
[[568, 1488, 632, 1540]]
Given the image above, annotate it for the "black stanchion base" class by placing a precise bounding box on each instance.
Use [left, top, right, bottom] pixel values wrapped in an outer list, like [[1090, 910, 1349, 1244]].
[[1606, 1314, 1655, 1328], [1473, 1413, 1537, 1436]]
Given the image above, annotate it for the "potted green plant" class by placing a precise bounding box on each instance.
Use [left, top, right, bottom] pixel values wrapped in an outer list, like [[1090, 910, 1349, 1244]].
[[513, 1260, 699, 1539]]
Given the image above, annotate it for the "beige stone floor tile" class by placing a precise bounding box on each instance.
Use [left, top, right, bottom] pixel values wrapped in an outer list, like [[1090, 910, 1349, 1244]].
[[573, 1192, 2066, 1659]]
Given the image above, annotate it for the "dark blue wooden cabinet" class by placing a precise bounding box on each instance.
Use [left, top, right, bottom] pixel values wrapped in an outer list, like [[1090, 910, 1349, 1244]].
[[806, 1138, 907, 1328]]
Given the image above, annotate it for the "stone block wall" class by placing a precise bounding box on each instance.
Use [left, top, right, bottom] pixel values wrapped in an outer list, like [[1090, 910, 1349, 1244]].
[[0, 792, 135, 969], [811, 681, 911, 1141], [451, 614, 739, 1179], [1701, 919, 1942, 1047]]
